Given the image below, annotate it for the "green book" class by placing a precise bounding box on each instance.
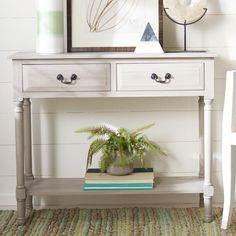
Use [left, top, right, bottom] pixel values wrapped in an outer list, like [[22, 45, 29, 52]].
[[83, 182, 153, 190]]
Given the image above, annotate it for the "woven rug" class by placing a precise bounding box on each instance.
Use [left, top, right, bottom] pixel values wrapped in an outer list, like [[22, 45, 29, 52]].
[[0, 208, 235, 235]]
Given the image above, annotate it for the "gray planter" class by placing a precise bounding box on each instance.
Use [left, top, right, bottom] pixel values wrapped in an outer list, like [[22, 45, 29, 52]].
[[106, 164, 134, 176]]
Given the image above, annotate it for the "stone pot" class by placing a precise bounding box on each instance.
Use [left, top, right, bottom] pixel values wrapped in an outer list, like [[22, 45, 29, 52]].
[[106, 164, 134, 176], [106, 152, 134, 176]]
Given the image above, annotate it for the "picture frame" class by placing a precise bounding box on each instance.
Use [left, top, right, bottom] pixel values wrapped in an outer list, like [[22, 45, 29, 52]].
[[67, 0, 163, 52]]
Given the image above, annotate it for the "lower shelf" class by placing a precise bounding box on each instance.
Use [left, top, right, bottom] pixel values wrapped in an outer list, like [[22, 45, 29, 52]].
[[26, 177, 204, 196]]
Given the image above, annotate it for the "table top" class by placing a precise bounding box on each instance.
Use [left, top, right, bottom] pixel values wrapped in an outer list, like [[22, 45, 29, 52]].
[[11, 51, 216, 60]]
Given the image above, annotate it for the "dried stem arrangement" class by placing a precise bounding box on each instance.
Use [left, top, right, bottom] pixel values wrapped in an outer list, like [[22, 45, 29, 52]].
[[86, 0, 138, 32]]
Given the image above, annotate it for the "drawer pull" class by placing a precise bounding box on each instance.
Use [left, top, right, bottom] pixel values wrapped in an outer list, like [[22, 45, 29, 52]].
[[151, 73, 159, 81], [150, 73, 172, 84], [57, 74, 78, 84], [165, 73, 172, 80], [71, 74, 77, 81]]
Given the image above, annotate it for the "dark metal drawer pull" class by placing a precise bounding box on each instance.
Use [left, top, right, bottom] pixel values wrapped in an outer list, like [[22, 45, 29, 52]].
[[57, 74, 78, 84], [150, 73, 172, 84]]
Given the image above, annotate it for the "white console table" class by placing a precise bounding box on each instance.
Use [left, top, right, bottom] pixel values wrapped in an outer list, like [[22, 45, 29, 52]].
[[12, 52, 215, 224]]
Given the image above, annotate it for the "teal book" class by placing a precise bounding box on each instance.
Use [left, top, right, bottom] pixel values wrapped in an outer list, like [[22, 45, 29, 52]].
[[83, 182, 153, 190]]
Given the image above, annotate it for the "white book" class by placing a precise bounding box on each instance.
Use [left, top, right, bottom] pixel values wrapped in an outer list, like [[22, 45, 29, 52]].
[[85, 179, 154, 184]]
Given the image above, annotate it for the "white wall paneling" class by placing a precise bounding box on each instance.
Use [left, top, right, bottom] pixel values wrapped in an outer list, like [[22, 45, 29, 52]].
[[207, 1, 236, 15], [0, 84, 14, 112], [0, 52, 15, 83], [0, 140, 221, 178], [0, 176, 16, 194], [212, 47, 236, 79], [0, 0, 35, 18], [0, 114, 15, 144], [30, 142, 199, 178], [29, 110, 223, 144], [31, 111, 199, 144], [0, 19, 35, 51], [164, 15, 236, 49], [0, 146, 16, 176]]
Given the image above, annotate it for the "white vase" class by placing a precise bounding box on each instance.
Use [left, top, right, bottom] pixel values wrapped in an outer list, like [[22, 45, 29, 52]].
[[36, 0, 64, 54]]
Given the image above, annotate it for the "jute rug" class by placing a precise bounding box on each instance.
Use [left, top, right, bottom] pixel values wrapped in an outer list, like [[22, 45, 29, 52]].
[[0, 208, 235, 235]]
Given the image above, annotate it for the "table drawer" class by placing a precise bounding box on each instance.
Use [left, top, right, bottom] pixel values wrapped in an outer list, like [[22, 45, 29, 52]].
[[117, 63, 204, 91], [23, 64, 111, 92]]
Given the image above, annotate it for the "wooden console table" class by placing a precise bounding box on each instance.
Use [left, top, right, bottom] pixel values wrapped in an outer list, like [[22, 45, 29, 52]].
[[12, 52, 215, 224]]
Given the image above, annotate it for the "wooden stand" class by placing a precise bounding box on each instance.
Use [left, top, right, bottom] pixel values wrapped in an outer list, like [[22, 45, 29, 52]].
[[12, 52, 215, 224]]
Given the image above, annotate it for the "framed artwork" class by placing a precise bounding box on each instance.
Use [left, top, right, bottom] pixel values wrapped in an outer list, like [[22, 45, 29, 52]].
[[67, 0, 163, 52]]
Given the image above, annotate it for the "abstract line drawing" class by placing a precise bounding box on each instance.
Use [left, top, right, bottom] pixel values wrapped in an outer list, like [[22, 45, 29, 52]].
[[86, 0, 138, 32]]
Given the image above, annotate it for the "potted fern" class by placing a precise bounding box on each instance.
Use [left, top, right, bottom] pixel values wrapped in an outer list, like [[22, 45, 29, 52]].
[[76, 123, 165, 175]]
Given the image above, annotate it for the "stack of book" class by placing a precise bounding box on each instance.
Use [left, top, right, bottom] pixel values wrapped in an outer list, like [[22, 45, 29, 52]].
[[84, 168, 154, 190]]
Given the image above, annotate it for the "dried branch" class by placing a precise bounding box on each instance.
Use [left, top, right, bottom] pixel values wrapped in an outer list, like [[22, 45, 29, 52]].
[[86, 0, 138, 32]]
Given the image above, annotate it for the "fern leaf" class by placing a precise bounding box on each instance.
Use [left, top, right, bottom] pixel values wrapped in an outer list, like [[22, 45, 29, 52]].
[[100, 154, 113, 173], [76, 125, 117, 139], [86, 139, 107, 169], [130, 123, 155, 136]]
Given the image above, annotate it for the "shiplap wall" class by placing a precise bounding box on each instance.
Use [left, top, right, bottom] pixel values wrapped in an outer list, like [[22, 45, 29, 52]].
[[0, 0, 236, 208]]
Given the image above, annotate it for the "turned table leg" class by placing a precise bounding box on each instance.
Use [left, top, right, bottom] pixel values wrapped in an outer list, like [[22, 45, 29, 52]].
[[23, 98, 34, 209], [15, 100, 26, 225], [203, 99, 214, 222], [198, 97, 204, 207]]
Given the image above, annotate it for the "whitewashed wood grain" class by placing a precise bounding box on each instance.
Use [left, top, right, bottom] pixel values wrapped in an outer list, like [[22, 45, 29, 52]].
[[0, 193, 199, 209], [32, 194, 200, 209], [23, 64, 111, 92]]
